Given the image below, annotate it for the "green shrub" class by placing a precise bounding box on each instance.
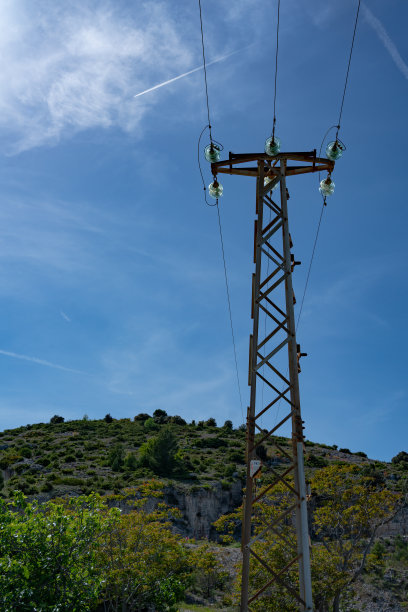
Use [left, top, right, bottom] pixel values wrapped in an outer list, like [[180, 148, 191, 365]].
[[138, 427, 179, 477], [144, 418, 158, 432], [108, 444, 124, 472], [40, 481, 53, 492], [50, 415, 64, 424], [124, 452, 138, 471], [305, 455, 329, 468]]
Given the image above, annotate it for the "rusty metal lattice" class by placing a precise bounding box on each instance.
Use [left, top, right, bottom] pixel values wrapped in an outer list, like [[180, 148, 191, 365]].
[[212, 151, 335, 612]]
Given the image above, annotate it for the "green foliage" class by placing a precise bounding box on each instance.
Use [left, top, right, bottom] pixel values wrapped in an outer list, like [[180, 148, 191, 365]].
[[107, 443, 124, 472], [144, 417, 159, 432], [305, 454, 329, 468], [50, 415, 64, 424], [139, 426, 179, 476], [205, 418, 217, 427], [153, 409, 168, 423], [223, 420, 233, 430], [190, 543, 229, 598], [392, 451, 408, 466], [134, 412, 150, 422], [104, 413, 113, 423], [394, 535, 408, 562], [123, 452, 138, 471], [0, 491, 117, 610], [0, 486, 192, 611], [216, 464, 402, 611]]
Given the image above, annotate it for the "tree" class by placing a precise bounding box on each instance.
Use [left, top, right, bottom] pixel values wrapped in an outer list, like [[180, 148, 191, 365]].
[[0, 491, 119, 611], [223, 420, 233, 430], [215, 464, 403, 612], [205, 417, 217, 427], [392, 451, 408, 466], [0, 485, 193, 612], [99, 483, 191, 611], [104, 413, 113, 423], [134, 412, 150, 422], [311, 464, 402, 611], [123, 452, 138, 471], [153, 409, 168, 423], [50, 415, 64, 424], [138, 426, 179, 476], [108, 443, 124, 472]]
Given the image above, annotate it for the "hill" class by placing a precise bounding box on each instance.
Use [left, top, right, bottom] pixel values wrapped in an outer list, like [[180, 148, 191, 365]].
[[1, 411, 408, 610], [0, 411, 402, 503]]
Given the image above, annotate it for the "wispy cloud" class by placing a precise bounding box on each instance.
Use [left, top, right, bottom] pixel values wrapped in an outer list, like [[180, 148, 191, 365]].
[[0, 2, 194, 152], [362, 4, 408, 80], [134, 48, 244, 98], [0, 349, 85, 375], [60, 311, 71, 323]]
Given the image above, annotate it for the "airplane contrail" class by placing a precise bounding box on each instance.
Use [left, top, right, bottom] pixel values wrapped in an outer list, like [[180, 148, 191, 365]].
[[134, 48, 243, 98], [0, 349, 85, 375], [362, 4, 408, 81]]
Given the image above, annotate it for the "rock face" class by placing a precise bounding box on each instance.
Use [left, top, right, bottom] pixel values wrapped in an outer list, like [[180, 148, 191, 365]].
[[163, 481, 243, 540], [378, 506, 408, 536]]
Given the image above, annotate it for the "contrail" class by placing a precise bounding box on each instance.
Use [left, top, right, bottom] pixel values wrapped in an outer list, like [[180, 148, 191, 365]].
[[362, 4, 408, 80], [0, 349, 85, 375], [134, 48, 243, 98]]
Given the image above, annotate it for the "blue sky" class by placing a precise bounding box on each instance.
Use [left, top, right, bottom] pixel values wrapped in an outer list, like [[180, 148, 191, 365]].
[[0, 0, 406, 461]]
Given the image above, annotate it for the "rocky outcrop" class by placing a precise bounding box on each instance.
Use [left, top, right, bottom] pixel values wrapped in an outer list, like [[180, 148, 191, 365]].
[[163, 480, 243, 540]]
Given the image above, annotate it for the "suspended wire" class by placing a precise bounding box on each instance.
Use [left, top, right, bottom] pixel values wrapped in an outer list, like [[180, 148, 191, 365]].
[[198, 0, 213, 141], [197, 1, 244, 422], [296, 205, 325, 331], [271, 0, 281, 140], [335, 0, 361, 140], [216, 203, 245, 423]]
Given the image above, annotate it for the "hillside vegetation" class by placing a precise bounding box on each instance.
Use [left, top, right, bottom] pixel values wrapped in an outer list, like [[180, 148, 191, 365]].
[[0, 410, 405, 500], [0, 412, 408, 611]]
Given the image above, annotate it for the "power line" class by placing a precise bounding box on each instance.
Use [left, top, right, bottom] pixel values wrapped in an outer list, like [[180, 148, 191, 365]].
[[336, 0, 362, 140], [216, 203, 245, 423], [198, 0, 213, 141], [197, 0, 244, 423], [296, 203, 325, 331], [271, 0, 281, 140]]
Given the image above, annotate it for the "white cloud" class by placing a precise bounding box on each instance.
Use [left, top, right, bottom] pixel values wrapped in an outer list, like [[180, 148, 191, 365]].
[[0, 1, 194, 152], [362, 4, 408, 81]]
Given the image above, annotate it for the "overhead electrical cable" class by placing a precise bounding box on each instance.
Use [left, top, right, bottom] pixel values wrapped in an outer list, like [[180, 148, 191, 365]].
[[298, 0, 362, 329], [198, 0, 213, 142], [274, 1, 362, 427], [271, 0, 281, 140], [335, 0, 362, 141], [197, 0, 244, 423], [216, 205, 244, 421]]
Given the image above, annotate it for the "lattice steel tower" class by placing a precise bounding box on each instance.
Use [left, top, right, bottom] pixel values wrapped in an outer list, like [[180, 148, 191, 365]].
[[211, 150, 335, 611]]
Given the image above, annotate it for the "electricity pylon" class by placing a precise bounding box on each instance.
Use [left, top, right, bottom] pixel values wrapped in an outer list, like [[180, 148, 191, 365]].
[[211, 151, 335, 611]]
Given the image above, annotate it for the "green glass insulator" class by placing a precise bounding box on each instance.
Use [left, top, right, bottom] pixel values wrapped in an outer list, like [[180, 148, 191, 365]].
[[326, 141, 343, 161], [319, 176, 335, 197], [209, 179, 223, 198], [204, 143, 221, 163], [265, 136, 281, 156]]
